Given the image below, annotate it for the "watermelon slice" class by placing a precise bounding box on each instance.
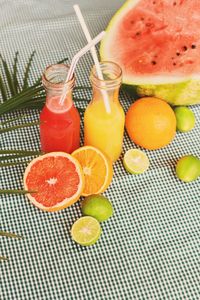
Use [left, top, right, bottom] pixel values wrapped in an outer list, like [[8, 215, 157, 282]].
[[100, 0, 200, 105]]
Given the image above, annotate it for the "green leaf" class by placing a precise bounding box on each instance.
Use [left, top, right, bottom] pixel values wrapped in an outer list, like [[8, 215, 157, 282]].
[[0, 189, 36, 194], [0, 84, 43, 115], [0, 256, 8, 261], [73, 97, 90, 103], [57, 57, 69, 64], [0, 149, 42, 155], [75, 86, 91, 90], [13, 51, 20, 93], [0, 68, 8, 101], [0, 121, 40, 134], [0, 154, 38, 161], [0, 161, 30, 167], [0, 54, 17, 96], [22, 51, 36, 89], [0, 230, 23, 239]]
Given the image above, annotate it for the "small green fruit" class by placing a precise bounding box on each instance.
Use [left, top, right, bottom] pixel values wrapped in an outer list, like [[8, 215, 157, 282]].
[[176, 155, 200, 182], [174, 106, 195, 132], [81, 195, 113, 222], [71, 216, 101, 246]]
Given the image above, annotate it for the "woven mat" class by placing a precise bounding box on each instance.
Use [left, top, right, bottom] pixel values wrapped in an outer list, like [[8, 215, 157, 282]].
[[1, 1, 200, 299]]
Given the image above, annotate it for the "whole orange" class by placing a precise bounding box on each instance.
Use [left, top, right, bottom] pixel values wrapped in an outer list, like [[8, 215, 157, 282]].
[[125, 97, 176, 150]]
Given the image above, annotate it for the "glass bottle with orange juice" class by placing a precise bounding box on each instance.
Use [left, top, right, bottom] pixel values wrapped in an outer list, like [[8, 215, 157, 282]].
[[40, 64, 80, 153], [84, 61, 125, 162]]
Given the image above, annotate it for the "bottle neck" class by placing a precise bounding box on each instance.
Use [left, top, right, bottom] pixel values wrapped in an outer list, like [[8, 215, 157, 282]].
[[91, 85, 120, 104], [42, 64, 75, 113], [90, 61, 122, 105]]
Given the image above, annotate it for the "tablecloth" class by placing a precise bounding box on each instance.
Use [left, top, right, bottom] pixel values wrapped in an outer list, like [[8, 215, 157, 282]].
[[1, 1, 200, 299]]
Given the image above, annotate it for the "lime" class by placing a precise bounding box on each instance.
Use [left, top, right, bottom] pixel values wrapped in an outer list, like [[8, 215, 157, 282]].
[[71, 216, 101, 246], [174, 106, 195, 132], [123, 149, 150, 174], [81, 195, 113, 222], [176, 155, 200, 182]]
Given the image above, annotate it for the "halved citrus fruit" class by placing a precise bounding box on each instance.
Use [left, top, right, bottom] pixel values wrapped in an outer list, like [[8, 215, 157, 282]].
[[23, 152, 84, 212], [123, 149, 150, 174], [72, 146, 113, 196], [71, 216, 101, 246]]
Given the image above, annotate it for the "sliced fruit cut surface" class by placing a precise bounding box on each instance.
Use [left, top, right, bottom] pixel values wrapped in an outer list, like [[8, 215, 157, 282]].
[[72, 146, 113, 196], [71, 216, 101, 246], [100, 0, 200, 105], [23, 152, 84, 212], [123, 149, 150, 174]]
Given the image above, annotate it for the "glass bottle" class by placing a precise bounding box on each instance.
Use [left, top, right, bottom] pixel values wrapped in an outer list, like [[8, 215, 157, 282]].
[[40, 64, 80, 153], [84, 61, 125, 162]]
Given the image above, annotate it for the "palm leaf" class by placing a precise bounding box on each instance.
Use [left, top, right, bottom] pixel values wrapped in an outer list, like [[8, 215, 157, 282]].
[[0, 230, 23, 239], [0, 54, 17, 96], [22, 51, 36, 89], [0, 69, 7, 101], [0, 256, 8, 261], [0, 189, 36, 194], [0, 121, 40, 134], [12, 51, 20, 92]]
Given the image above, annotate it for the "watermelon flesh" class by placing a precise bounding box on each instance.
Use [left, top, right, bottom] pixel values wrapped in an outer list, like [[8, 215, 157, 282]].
[[100, 0, 200, 105]]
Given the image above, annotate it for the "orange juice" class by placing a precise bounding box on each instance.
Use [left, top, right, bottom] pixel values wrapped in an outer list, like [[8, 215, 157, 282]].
[[84, 62, 125, 162]]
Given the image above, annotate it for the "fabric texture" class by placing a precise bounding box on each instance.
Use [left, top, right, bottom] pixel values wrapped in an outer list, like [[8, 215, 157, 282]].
[[1, 1, 200, 299]]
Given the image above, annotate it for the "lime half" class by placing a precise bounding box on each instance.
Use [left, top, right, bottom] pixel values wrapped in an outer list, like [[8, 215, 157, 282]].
[[71, 216, 101, 246], [123, 149, 150, 174]]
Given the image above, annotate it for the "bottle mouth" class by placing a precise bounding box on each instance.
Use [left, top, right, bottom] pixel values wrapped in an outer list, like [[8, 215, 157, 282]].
[[90, 61, 122, 89], [42, 64, 75, 91]]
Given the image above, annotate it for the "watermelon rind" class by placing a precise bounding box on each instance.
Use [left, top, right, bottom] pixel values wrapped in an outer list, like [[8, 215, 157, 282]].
[[100, 0, 200, 106]]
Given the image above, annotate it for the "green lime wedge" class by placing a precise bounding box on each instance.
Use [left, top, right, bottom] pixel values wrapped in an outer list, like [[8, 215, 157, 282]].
[[123, 149, 150, 174], [71, 216, 101, 246], [81, 195, 113, 222]]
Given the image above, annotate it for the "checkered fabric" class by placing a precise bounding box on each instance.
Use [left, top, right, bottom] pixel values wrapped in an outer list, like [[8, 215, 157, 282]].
[[1, 1, 200, 299]]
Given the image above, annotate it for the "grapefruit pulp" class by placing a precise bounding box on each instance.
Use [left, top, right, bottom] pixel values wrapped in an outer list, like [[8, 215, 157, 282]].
[[23, 152, 84, 212]]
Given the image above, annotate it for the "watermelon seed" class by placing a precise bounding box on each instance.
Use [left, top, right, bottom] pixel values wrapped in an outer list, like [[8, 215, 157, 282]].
[[182, 46, 187, 51], [176, 52, 180, 56], [191, 44, 196, 49], [135, 32, 141, 36], [152, 1, 156, 4], [151, 61, 156, 65], [173, 2, 177, 5], [173, 63, 176, 66]]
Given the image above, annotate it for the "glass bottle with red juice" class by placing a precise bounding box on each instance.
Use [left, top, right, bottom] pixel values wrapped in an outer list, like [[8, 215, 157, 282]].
[[40, 64, 80, 153]]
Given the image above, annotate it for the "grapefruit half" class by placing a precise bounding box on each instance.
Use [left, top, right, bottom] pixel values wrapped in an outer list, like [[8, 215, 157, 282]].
[[23, 152, 84, 212]]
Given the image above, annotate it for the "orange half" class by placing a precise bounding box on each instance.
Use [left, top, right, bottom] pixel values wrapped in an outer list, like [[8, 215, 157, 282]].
[[23, 152, 84, 212], [72, 146, 113, 196]]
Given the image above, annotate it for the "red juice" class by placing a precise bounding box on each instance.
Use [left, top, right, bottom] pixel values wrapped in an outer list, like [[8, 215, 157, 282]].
[[40, 96, 80, 153]]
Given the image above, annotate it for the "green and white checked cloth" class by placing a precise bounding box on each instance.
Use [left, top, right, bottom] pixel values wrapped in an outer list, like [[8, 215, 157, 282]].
[[1, 1, 200, 299]]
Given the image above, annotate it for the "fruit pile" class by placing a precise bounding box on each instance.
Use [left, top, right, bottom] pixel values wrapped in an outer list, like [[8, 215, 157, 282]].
[[23, 96, 200, 246], [24, 146, 114, 245], [125, 97, 200, 181]]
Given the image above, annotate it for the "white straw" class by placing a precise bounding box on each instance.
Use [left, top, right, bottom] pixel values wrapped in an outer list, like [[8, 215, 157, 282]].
[[59, 31, 105, 105], [73, 4, 111, 114]]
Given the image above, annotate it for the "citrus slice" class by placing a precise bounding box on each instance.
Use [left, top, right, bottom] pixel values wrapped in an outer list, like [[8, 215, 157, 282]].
[[72, 146, 113, 196], [123, 149, 150, 174], [23, 152, 84, 212], [71, 216, 101, 246]]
